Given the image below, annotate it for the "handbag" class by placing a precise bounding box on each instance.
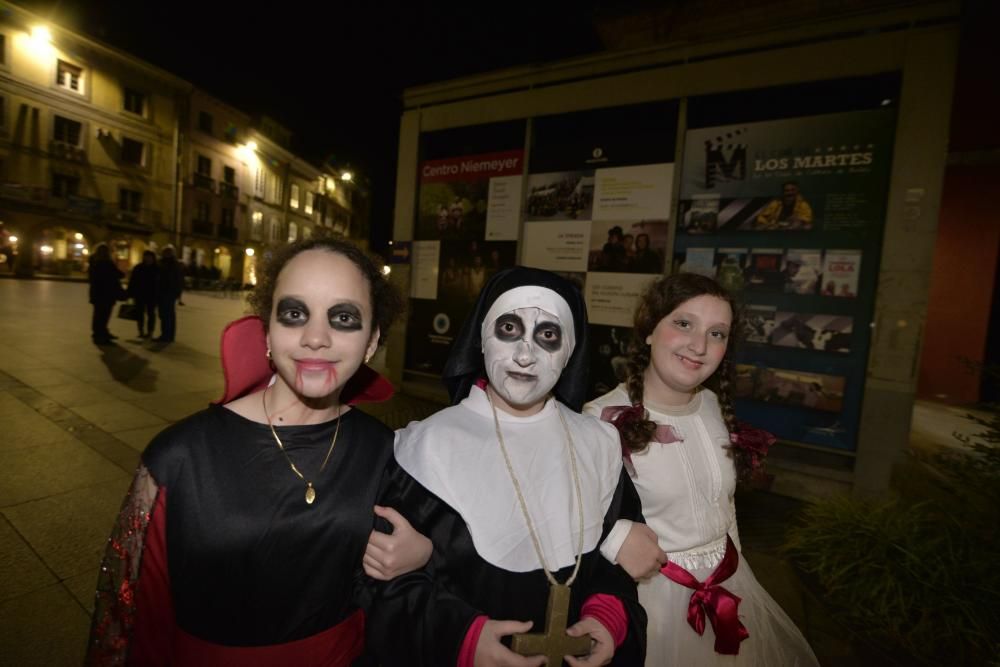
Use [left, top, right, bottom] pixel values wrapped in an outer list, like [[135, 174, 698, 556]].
[[117, 301, 140, 321]]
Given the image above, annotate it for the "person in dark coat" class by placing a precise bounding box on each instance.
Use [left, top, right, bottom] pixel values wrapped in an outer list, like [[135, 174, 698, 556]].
[[155, 246, 184, 343], [128, 250, 159, 338], [88, 242, 125, 345]]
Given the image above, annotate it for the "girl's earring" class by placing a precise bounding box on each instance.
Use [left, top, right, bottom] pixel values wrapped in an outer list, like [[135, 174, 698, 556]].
[[266, 348, 272, 360]]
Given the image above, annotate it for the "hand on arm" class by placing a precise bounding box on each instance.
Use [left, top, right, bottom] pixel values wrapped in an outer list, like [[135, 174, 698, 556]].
[[364, 505, 433, 580], [616, 522, 667, 581]]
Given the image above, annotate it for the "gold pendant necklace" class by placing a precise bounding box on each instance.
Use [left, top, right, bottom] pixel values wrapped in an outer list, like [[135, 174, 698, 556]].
[[486, 390, 591, 662], [262, 386, 342, 505]]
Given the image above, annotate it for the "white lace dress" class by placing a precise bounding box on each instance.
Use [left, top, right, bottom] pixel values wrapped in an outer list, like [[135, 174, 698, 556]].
[[585, 385, 819, 666]]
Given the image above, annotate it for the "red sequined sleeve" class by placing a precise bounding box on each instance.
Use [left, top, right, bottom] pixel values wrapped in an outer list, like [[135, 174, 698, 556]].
[[86, 464, 171, 666]]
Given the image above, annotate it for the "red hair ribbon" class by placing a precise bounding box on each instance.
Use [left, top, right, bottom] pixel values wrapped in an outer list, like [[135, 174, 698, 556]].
[[599, 404, 683, 476]]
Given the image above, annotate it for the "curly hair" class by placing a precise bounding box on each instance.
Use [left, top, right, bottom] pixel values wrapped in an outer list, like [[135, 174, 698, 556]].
[[621, 273, 754, 481], [246, 239, 404, 346]]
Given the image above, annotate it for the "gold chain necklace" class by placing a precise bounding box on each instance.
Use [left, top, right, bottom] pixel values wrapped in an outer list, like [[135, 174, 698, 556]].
[[262, 386, 342, 505], [487, 390, 591, 662]]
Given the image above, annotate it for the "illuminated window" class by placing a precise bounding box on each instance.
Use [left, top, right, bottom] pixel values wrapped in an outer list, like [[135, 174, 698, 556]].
[[57, 60, 84, 94], [251, 211, 263, 240], [290, 183, 300, 209], [302, 226, 312, 239], [304, 191, 314, 215], [287, 222, 297, 242]]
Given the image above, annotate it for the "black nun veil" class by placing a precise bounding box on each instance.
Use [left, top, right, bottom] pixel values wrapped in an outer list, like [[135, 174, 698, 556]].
[[442, 266, 590, 411]]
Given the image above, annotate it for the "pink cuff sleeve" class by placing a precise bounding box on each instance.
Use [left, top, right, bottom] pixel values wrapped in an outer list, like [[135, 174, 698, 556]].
[[581, 594, 628, 648], [457, 615, 489, 667]]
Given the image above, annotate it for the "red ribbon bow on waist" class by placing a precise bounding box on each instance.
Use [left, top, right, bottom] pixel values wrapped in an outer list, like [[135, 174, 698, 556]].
[[659, 535, 749, 655], [600, 404, 683, 476]]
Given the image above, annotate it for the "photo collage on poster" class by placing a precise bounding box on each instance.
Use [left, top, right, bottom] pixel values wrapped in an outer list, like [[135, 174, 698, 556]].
[[519, 102, 680, 398], [405, 126, 525, 376], [675, 106, 896, 450]]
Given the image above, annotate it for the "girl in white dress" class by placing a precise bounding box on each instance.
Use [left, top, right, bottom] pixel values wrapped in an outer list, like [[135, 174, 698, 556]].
[[584, 273, 819, 666]]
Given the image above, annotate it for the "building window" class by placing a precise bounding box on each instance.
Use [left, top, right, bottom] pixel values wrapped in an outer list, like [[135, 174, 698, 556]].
[[287, 222, 298, 242], [304, 191, 314, 215], [251, 211, 263, 240], [0, 34, 6, 66], [198, 111, 213, 134], [121, 137, 145, 166], [53, 115, 82, 146], [57, 60, 84, 94], [197, 154, 211, 175], [290, 183, 300, 209], [302, 226, 312, 240], [123, 87, 146, 115], [196, 200, 211, 222], [119, 188, 142, 213], [223, 165, 235, 184], [254, 166, 264, 198], [269, 217, 280, 242], [0, 94, 5, 129], [221, 207, 234, 228], [52, 173, 80, 197]]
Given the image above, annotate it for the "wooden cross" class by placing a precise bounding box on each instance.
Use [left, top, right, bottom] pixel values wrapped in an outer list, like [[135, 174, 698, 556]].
[[511, 584, 592, 665]]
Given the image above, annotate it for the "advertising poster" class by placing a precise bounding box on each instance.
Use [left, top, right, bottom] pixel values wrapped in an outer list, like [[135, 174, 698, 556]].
[[416, 150, 524, 240], [587, 220, 669, 274], [675, 106, 895, 451], [522, 221, 591, 272], [584, 272, 658, 327], [592, 163, 674, 221], [589, 324, 634, 398], [410, 240, 441, 300], [678, 110, 895, 234], [404, 240, 518, 376]]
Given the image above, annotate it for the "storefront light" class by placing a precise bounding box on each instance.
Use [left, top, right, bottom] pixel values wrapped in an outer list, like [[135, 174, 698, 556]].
[[8, 236, 17, 244], [40, 244, 54, 255], [245, 248, 255, 257], [74, 232, 83, 240]]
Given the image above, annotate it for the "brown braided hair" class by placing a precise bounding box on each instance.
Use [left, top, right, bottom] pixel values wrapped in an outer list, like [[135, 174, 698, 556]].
[[621, 273, 753, 481]]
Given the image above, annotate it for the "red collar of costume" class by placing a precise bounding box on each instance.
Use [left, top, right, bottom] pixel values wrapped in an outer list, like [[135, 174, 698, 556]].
[[213, 315, 394, 406]]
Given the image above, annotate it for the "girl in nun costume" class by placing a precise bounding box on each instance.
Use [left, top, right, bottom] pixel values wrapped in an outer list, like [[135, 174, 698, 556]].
[[367, 267, 646, 667]]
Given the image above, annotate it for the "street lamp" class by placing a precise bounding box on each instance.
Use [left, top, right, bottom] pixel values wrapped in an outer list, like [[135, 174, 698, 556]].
[[341, 171, 353, 182], [31, 26, 51, 45], [245, 248, 255, 257]]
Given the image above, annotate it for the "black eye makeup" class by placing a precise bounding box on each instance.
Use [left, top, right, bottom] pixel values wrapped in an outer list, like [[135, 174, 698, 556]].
[[328, 303, 364, 331], [532, 322, 563, 352], [275, 297, 309, 326], [494, 314, 525, 342]]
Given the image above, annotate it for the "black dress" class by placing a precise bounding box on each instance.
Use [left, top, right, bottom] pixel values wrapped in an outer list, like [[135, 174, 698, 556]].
[[88, 405, 396, 665]]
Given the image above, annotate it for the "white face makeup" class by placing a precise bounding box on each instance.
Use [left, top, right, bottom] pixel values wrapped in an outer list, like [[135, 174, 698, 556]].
[[483, 306, 571, 410]]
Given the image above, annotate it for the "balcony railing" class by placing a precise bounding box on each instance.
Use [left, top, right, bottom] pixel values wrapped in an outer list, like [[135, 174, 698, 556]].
[[49, 140, 86, 162], [220, 182, 239, 200], [0, 182, 163, 226], [115, 207, 163, 227], [193, 172, 215, 191], [192, 219, 214, 236]]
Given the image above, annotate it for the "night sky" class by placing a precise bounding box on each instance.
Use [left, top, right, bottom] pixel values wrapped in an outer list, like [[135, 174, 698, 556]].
[[15, 0, 609, 246]]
